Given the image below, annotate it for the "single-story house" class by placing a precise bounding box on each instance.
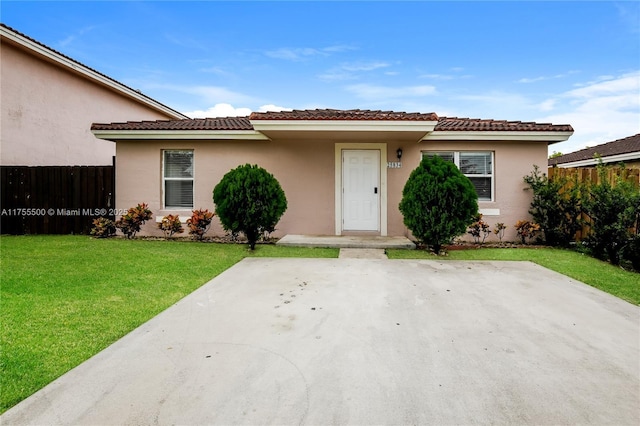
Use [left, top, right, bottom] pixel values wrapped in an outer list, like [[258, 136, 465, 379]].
[[1, 23, 187, 166], [548, 133, 640, 169], [92, 109, 573, 241]]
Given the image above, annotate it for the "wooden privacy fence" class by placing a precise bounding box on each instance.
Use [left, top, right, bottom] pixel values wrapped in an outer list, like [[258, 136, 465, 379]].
[[548, 166, 640, 187], [1, 165, 115, 235], [547, 166, 639, 241]]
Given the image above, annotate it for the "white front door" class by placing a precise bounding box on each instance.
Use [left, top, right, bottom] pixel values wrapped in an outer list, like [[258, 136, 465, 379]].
[[342, 150, 380, 231]]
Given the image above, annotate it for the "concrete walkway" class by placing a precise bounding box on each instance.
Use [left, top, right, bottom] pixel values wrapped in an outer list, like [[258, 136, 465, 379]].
[[2, 258, 639, 425], [277, 234, 415, 249]]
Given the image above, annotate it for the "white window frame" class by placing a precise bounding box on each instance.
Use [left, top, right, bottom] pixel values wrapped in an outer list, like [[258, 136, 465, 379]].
[[422, 151, 494, 202], [162, 149, 194, 209]]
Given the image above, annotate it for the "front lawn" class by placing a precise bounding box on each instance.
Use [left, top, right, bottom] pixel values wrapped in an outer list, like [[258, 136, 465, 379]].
[[388, 247, 640, 305], [0, 235, 337, 413]]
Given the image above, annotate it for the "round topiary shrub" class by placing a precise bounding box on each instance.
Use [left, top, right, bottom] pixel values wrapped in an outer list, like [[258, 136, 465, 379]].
[[399, 156, 478, 253], [213, 164, 287, 250]]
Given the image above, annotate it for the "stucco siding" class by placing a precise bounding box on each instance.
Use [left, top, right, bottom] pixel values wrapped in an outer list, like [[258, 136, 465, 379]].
[[116, 137, 547, 242], [1, 41, 177, 166]]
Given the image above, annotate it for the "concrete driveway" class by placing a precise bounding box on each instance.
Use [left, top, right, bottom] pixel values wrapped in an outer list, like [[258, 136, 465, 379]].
[[2, 258, 639, 425]]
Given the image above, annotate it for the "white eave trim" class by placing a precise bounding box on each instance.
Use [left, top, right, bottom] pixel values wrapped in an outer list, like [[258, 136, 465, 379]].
[[92, 130, 270, 141], [1, 26, 188, 120], [553, 152, 640, 168], [250, 120, 438, 133], [422, 131, 573, 142]]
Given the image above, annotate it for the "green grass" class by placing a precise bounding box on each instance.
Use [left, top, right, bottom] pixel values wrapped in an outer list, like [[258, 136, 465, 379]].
[[388, 247, 640, 305], [0, 235, 337, 413]]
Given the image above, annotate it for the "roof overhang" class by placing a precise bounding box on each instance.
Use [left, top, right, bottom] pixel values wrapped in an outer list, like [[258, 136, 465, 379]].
[[422, 131, 574, 143], [554, 152, 640, 168], [91, 130, 270, 141], [250, 119, 438, 141], [1, 25, 188, 120]]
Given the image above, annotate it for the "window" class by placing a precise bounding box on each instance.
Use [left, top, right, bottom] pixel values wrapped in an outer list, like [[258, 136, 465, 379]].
[[422, 151, 493, 201], [163, 150, 193, 209]]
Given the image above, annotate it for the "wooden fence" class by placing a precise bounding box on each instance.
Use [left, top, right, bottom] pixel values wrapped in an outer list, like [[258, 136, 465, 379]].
[[547, 166, 639, 241], [1, 165, 115, 235], [548, 166, 640, 187]]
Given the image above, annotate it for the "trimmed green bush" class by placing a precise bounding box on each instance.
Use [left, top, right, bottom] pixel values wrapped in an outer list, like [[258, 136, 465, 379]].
[[213, 164, 287, 250], [582, 166, 639, 265], [524, 165, 582, 246], [399, 156, 478, 253]]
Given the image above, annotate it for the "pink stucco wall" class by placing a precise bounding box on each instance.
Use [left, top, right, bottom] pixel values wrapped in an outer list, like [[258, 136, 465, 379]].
[[115, 136, 548, 242], [1, 40, 177, 166]]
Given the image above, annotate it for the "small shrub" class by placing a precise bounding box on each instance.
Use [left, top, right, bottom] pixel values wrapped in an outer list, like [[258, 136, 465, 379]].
[[622, 234, 640, 271], [515, 220, 540, 244], [90, 217, 116, 238], [468, 214, 491, 244], [115, 203, 153, 239], [399, 156, 478, 254], [158, 214, 184, 239], [493, 222, 507, 243], [187, 209, 215, 241], [523, 165, 582, 246], [213, 164, 287, 250], [582, 164, 639, 265]]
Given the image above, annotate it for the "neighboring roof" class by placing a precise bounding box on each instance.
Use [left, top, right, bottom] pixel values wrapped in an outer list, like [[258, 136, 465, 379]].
[[91, 109, 574, 143], [549, 133, 640, 167], [0, 23, 188, 120]]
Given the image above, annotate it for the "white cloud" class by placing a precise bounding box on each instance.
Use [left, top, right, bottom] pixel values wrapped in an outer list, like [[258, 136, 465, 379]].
[[257, 104, 293, 113], [265, 45, 356, 61], [536, 71, 640, 153], [346, 84, 436, 100], [183, 103, 292, 118], [184, 103, 252, 118], [319, 61, 391, 81], [518, 70, 580, 84]]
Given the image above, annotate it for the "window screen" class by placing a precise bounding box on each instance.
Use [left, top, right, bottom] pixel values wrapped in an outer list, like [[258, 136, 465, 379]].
[[422, 151, 494, 201], [163, 150, 194, 209]]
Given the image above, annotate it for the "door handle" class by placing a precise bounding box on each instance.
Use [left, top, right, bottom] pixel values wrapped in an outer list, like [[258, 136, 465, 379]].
[[374, 187, 378, 194]]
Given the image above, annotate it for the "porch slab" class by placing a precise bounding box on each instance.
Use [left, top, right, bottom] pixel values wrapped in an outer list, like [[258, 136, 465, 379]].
[[277, 234, 415, 249]]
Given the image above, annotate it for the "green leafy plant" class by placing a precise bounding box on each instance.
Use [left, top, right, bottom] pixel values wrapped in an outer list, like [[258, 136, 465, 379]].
[[89, 217, 116, 238], [493, 222, 507, 243], [515, 220, 540, 244], [468, 213, 491, 244], [399, 156, 478, 254], [213, 164, 287, 250], [523, 165, 582, 246], [582, 165, 639, 265], [186, 209, 215, 241], [158, 214, 184, 239], [115, 203, 153, 239]]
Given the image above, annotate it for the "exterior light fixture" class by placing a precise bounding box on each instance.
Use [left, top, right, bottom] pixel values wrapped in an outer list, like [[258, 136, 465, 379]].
[[396, 148, 403, 161]]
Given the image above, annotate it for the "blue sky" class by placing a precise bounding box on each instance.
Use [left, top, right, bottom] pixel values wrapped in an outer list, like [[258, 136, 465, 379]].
[[2, 1, 639, 154]]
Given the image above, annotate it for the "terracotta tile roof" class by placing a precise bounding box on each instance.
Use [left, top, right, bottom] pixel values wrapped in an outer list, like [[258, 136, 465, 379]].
[[1, 23, 187, 119], [435, 117, 573, 132], [549, 133, 640, 166], [91, 109, 573, 133], [249, 109, 440, 121], [91, 117, 253, 131]]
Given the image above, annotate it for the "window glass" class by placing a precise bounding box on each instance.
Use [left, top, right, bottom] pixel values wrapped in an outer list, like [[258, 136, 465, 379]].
[[422, 150, 494, 201], [163, 150, 194, 209], [424, 151, 455, 163]]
